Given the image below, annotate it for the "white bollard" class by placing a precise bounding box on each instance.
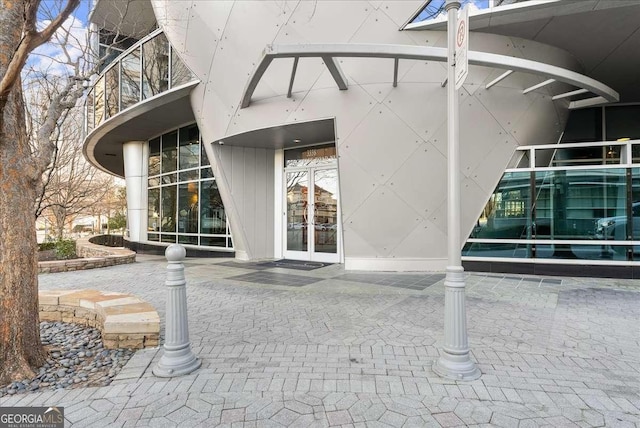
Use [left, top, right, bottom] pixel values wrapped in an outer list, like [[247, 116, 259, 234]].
[[153, 244, 201, 377]]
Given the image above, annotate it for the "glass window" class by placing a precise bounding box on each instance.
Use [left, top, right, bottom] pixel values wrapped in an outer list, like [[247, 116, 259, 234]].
[[142, 32, 169, 99], [632, 169, 640, 243], [200, 180, 226, 235], [560, 108, 602, 143], [86, 89, 95, 132], [178, 182, 199, 234], [149, 138, 161, 177], [179, 124, 199, 170], [161, 131, 177, 173], [179, 169, 199, 182], [161, 234, 176, 243], [94, 76, 105, 125], [605, 105, 640, 141], [161, 185, 177, 233], [179, 235, 198, 245], [410, 0, 489, 24], [201, 236, 227, 247], [470, 172, 531, 240], [121, 48, 141, 110], [535, 169, 626, 241], [105, 66, 119, 118], [148, 188, 160, 232], [201, 139, 210, 166], [148, 124, 231, 248], [462, 242, 532, 258], [161, 173, 177, 184], [201, 167, 213, 179], [535, 244, 627, 261], [171, 48, 193, 88]]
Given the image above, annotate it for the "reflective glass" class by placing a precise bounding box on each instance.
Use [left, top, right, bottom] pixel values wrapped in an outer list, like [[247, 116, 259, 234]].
[[178, 182, 199, 234], [535, 169, 626, 240], [470, 172, 531, 240], [171, 48, 193, 87], [201, 167, 213, 179], [161, 185, 177, 233], [161, 173, 177, 184], [411, 0, 489, 24], [179, 124, 199, 170], [286, 171, 309, 251], [94, 76, 105, 125], [178, 235, 198, 245], [179, 169, 199, 182], [313, 169, 338, 254], [86, 90, 95, 132], [148, 233, 159, 242], [161, 131, 177, 173], [148, 188, 160, 232], [161, 234, 176, 243], [605, 105, 640, 141], [632, 168, 640, 242], [201, 137, 210, 166], [201, 236, 226, 247], [142, 32, 169, 99], [200, 180, 226, 235], [121, 48, 141, 109], [462, 242, 532, 258], [148, 137, 160, 176], [105, 66, 119, 118], [535, 244, 627, 261]]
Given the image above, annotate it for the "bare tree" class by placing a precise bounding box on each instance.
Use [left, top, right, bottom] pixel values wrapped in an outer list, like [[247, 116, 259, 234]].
[[0, 0, 81, 385], [33, 108, 113, 240]]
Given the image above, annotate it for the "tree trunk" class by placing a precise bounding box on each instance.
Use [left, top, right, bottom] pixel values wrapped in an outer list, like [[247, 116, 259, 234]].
[[0, 3, 47, 386]]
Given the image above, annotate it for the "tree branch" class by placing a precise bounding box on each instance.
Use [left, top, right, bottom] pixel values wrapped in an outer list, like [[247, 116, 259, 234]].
[[0, 0, 80, 104]]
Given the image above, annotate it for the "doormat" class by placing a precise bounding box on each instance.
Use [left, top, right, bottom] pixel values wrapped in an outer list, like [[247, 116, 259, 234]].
[[258, 259, 332, 271]]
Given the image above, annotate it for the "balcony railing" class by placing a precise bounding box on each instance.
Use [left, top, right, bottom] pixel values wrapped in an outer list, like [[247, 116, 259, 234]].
[[85, 28, 196, 133]]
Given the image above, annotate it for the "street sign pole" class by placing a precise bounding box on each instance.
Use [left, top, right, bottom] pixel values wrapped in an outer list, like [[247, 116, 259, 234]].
[[433, 0, 481, 381]]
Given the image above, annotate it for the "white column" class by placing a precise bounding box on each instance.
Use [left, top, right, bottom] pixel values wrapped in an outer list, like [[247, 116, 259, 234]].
[[433, 0, 481, 381], [122, 140, 148, 242]]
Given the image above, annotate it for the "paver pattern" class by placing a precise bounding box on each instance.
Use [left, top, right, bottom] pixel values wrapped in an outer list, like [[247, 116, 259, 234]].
[[1, 255, 639, 427]]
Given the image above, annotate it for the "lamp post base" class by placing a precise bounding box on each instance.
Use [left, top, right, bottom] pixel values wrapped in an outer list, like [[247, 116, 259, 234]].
[[153, 343, 201, 378], [433, 352, 481, 381]]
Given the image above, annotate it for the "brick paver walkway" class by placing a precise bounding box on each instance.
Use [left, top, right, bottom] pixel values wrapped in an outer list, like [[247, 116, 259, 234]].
[[1, 255, 639, 427]]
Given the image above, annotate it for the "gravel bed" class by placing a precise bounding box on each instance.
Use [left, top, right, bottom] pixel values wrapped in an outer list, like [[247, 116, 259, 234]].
[[0, 321, 135, 397]]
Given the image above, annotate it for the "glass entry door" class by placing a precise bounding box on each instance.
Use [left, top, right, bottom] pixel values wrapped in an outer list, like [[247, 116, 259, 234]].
[[285, 167, 339, 263]]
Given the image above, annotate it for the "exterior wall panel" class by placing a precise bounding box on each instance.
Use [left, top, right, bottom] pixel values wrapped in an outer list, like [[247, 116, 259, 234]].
[[153, 0, 576, 270]]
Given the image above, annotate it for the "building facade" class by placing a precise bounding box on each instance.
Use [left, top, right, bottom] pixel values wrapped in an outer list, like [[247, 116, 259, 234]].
[[84, 0, 640, 276]]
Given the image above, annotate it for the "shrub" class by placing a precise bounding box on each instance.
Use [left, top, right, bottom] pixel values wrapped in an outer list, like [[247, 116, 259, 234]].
[[54, 239, 76, 260], [38, 242, 56, 251]]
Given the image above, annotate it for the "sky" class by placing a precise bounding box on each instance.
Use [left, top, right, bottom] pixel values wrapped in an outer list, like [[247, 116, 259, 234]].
[[27, 0, 93, 78]]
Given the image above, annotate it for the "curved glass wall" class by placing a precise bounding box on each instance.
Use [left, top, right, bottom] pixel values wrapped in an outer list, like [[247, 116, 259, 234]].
[[147, 124, 232, 249], [85, 29, 196, 134], [464, 141, 640, 262], [466, 104, 640, 264]]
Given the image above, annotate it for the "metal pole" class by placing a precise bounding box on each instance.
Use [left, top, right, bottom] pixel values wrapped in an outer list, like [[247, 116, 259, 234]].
[[153, 244, 201, 377], [433, 0, 481, 381]]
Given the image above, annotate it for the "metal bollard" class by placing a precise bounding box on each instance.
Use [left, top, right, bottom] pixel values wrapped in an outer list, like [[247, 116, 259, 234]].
[[153, 244, 201, 377]]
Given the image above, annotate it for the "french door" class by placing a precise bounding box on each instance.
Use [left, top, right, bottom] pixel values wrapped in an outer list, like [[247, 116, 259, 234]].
[[284, 166, 340, 263]]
